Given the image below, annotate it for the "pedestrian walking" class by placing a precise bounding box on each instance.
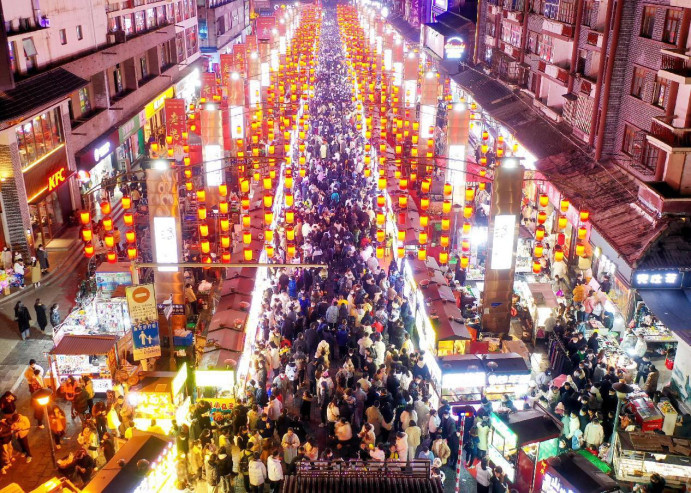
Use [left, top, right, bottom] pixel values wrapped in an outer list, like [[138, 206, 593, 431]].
[[34, 298, 47, 332], [15, 301, 31, 340]]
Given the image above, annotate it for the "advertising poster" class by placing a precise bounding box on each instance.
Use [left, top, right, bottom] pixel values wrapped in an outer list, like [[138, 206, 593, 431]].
[[126, 284, 162, 361], [164, 98, 186, 147]]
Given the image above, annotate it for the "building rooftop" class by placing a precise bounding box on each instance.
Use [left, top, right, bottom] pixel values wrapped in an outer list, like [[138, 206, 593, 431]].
[[0, 68, 88, 129]]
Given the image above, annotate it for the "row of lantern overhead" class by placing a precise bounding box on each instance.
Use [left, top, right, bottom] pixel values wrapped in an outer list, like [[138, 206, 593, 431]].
[[264, 6, 319, 261], [531, 193, 590, 274], [343, 5, 478, 267], [79, 195, 138, 263]]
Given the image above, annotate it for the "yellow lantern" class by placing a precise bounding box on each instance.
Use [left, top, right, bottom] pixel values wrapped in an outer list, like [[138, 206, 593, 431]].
[[243, 232, 252, 244], [286, 228, 295, 242], [221, 235, 230, 248], [399, 196, 408, 209], [443, 183, 452, 197], [460, 255, 469, 268], [397, 247, 405, 258], [578, 227, 587, 240], [418, 248, 427, 261], [576, 243, 586, 257], [554, 247, 564, 262], [558, 215, 568, 230], [264, 195, 273, 208], [242, 216, 251, 228], [560, 199, 570, 212], [420, 215, 429, 227], [199, 223, 209, 237], [440, 235, 449, 247], [442, 200, 452, 214], [376, 213, 385, 225], [244, 248, 253, 261], [285, 194, 294, 207], [462, 222, 472, 235], [465, 188, 475, 202], [441, 218, 450, 231], [419, 231, 428, 245], [534, 243, 544, 258], [377, 229, 385, 242], [439, 251, 448, 264], [533, 261, 542, 274], [463, 206, 473, 218], [264, 212, 274, 225], [420, 198, 430, 211]]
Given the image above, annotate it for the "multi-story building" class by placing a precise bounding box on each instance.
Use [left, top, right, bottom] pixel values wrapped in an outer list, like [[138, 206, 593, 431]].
[[0, 0, 201, 256], [476, 0, 691, 213], [198, 0, 250, 67]]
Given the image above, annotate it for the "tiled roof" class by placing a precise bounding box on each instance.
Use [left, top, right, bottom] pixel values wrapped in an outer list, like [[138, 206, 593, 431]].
[[0, 68, 88, 127], [635, 219, 691, 270], [387, 13, 421, 43], [50, 334, 118, 355]]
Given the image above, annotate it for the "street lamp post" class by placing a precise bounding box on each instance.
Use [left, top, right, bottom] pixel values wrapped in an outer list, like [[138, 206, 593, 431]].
[[33, 388, 56, 467]]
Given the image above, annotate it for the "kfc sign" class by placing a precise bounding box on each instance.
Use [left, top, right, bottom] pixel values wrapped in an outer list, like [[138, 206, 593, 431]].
[[48, 167, 67, 192]]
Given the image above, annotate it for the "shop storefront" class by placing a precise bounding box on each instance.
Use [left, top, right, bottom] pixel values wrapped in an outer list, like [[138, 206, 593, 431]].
[[538, 451, 621, 493], [75, 128, 122, 199], [118, 110, 147, 171], [48, 334, 119, 394]]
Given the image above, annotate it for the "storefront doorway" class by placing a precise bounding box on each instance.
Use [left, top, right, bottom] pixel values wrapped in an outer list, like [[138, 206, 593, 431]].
[[30, 190, 65, 246]]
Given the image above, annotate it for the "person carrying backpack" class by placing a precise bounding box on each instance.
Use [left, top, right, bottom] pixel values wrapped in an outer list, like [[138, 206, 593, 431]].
[[239, 447, 253, 492]]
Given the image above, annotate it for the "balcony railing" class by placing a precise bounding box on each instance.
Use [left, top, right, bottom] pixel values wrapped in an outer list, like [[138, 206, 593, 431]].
[[650, 117, 691, 148], [660, 51, 691, 78]]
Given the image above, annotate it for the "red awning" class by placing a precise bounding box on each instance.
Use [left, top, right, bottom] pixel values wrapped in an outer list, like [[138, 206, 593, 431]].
[[51, 334, 117, 355]]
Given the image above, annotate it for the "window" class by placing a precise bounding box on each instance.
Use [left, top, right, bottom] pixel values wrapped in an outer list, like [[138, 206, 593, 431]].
[[622, 124, 638, 156], [15, 107, 64, 168], [146, 8, 156, 29], [527, 31, 538, 54], [640, 6, 655, 38], [8, 41, 17, 73], [537, 34, 554, 63], [113, 64, 123, 94], [557, 0, 576, 24], [22, 37, 37, 71], [76, 25, 83, 40], [108, 16, 122, 33], [653, 76, 670, 108], [123, 14, 134, 35], [663, 9, 682, 44], [78, 87, 91, 114], [630, 66, 648, 99], [544, 0, 559, 19], [134, 11, 146, 32], [59, 29, 67, 45], [139, 56, 148, 79], [582, 0, 594, 26], [500, 23, 522, 47], [216, 16, 225, 35], [643, 143, 660, 171]]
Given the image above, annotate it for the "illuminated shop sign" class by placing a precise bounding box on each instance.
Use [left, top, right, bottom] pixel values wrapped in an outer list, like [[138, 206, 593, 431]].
[[48, 167, 67, 191], [444, 37, 466, 59], [632, 269, 686, 289]]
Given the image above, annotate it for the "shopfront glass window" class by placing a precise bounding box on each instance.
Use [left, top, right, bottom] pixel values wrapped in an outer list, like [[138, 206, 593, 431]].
[[146, 8, 156, 29], [134, 11, 146, 32], [16, 107, 64, 168], [78, 86, 91, 115], [123, 14, 134, 35]]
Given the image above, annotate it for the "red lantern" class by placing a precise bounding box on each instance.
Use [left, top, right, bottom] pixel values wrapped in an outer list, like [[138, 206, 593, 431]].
[[84, 243, 95, 258], [199, 223, 209, 237], [557, 233, 566, 246], [100, 201, 111, 215], [533, 261, 542, 274], [580, 210, 590, 222], [221, 235, 230, 248], [103, 217, 113, 231], [81, 228, 92, 242], [201, 240, 210, 254], [535, 226, 545, 242], [539, 194, 549, 208], [106, 251, 117, 263], [534, 243, 544, 258], [127, 247, 137, 260], [197, 190, 206, 202], [198, 207, 207, 220], [121, 196, 131, 210], [125, 230, 136, 244], [460, 255, 469, 268], [219, 201, 229, 214], [537, 211, 547, 225], [80, 211, 91, 225], [124, 213, 134, 227], [554, 247, 564, 262], [577, 227, 587, 240]]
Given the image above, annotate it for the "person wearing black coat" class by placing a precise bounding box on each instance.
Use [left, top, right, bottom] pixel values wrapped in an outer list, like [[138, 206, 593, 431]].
[[34, 299, 48, 332], [15, 301, 31, 340]]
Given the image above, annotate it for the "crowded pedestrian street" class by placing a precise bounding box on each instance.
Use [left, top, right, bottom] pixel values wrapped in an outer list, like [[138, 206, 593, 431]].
[[1, 0, 691, 492]]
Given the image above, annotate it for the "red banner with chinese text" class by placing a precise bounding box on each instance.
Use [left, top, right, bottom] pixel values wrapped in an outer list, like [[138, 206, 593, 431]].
[[165, 98, 186, 147], [220, 54, 233, 87], [232, 43, 246, 73], [201, 72, 217, 101], [255, 17, 275, 41]]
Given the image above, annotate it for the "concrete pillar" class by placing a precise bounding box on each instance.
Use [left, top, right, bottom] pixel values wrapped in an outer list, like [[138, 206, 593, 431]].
[[481, 164, 525, 334], [91, 71, 110, 109]]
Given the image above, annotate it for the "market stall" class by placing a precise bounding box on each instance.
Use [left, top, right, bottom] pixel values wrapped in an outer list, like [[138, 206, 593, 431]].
[[48, 334, 118, 394], [83, 431, 175, 493], [538, 451, 621, 493], [626, 391, 664, 432], [487, 408, 562, 491], [53, 292, 131, 343], [613, 430, 691, 489], [195, 369, 236, 413], [481, 353, 532, 401], [128, 364, 190, 434], [439, 354, 485, 408], [94, 262, 133, 296]]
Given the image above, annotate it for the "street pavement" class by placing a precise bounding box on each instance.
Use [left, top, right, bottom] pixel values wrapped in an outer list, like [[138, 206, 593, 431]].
[[0, 251, 88, 491]]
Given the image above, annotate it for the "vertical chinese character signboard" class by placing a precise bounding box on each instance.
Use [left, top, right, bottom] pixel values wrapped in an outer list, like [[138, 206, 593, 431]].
[[164, 98, 186, 147], [201, 72, 217, 101], [126, 284, 162, 361], [256, 16, 275, 41]]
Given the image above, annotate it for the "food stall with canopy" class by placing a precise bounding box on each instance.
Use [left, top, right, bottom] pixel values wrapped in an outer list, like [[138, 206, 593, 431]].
[[538, 451, 621, 493], [432, 296, 472, 356], [487, 408, 562, 491], [626, 390, 664, 432], [481, 353, 532, 401], [613, 430, 691, 489], [83, 431, 175, 493], [53, 287, 131, 343], [128, 364, 190, 434], [195, 370, 236, 413], [440, 354, 485, 410], [47, 334, 118, 394]]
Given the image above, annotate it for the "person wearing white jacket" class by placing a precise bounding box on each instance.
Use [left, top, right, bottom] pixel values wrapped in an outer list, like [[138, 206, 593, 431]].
[[248, 453, 267, 492], [395, 431, 408, 461], [267, 450, 284, 493], [583, 418, 605, 448]]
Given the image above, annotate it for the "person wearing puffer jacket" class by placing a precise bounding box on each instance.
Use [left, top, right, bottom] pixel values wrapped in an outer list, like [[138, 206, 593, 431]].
[[267, 450, 284, 493], [248, 452, 267, 492], [431, 437, 451, 465], [583, 418, 605, 449]]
